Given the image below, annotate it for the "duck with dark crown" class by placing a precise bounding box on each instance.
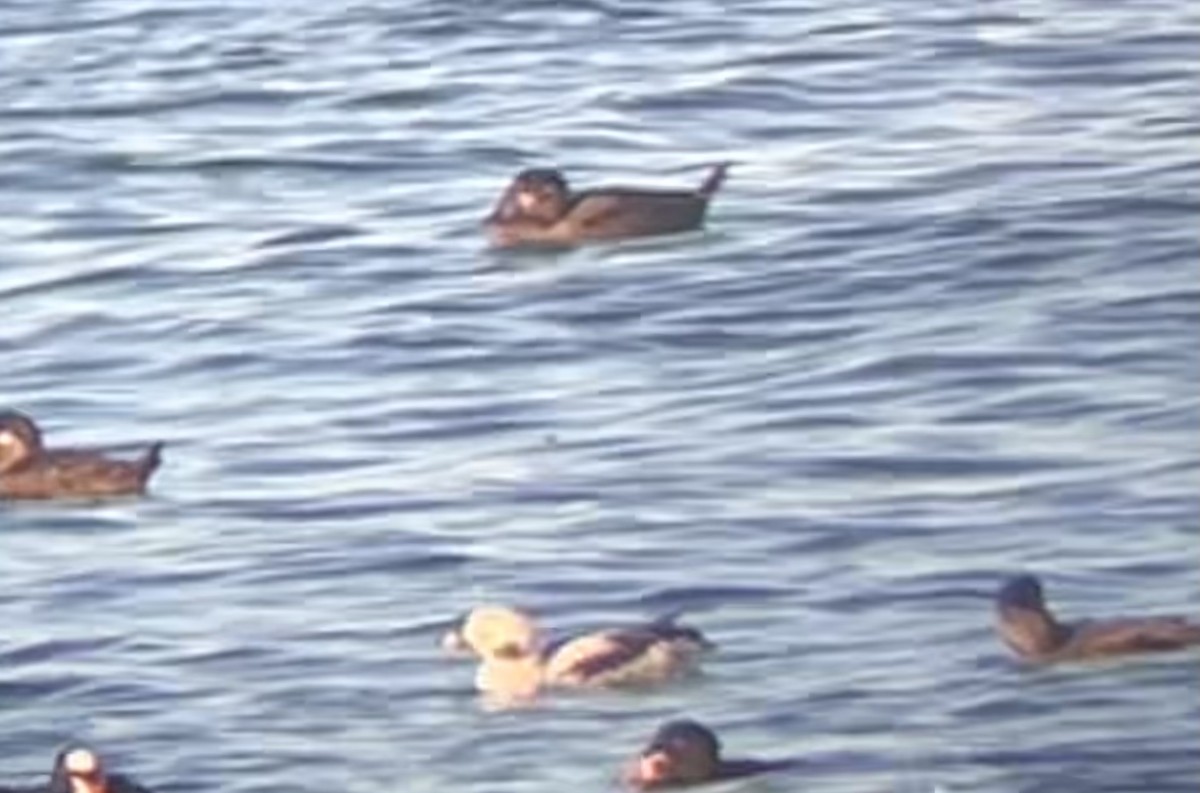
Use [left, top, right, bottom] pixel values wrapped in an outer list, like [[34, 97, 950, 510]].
[[622, 720, 794, 789], [0, 411, 163, 500], [0, 746, 154, 793], [484, 163, 729, 248], [995, 574, 1200, 663], [442, 605, 712, 701]]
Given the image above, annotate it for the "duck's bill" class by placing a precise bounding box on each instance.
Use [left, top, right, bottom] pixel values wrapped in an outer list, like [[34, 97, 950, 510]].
[[441, 628, 470, 654]]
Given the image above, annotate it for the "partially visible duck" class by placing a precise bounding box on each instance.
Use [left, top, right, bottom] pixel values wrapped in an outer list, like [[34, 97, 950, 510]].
[[484, 163, 729, 248], [995, 574, 1200, 663], [0, 411, 163, 500], [442, 605, 712, 700], [623, 720, 793, 789], [0, 745, 155, 793]]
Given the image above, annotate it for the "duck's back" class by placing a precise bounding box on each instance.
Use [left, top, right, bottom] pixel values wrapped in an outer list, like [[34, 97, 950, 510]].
[[545, 623, 706, 687], [563, 188, 711, 241], [1063, 616, 1200, 659], [0, 446, 162, 500]]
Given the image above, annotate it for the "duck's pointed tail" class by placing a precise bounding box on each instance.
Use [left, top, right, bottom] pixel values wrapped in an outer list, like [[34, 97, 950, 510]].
[[697, 162, 731, 198], [138, 442, 165, 484], [648, 611, 715, 650]]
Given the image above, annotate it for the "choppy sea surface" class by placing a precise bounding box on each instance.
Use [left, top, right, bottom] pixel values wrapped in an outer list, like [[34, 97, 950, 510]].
[[1, 1, 1198, 791]]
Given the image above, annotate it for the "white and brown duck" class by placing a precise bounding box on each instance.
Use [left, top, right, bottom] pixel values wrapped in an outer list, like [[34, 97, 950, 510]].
[[442, 605, 712, 700]]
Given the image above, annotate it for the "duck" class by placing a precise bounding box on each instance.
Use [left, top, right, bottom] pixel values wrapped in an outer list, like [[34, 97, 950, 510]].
[[0, 411, 163, 500], [622, 720, 793, 789], [441, 605, 712, 700], [0, 745, 155, 793], [484, 163, 729, 248], [995, 574, 1200, 663]]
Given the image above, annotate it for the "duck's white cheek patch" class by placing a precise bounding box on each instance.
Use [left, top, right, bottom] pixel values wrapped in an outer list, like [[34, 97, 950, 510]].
[[516, 191, 539, 213], [64, 749, 100, 775]]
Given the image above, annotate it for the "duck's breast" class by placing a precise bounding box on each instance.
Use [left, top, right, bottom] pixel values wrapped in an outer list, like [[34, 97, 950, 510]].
[[475, 656, 544, 700], [485, 219, 575, 249]]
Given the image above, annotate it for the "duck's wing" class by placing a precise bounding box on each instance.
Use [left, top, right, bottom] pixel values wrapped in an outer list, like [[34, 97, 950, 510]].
[[24, 449, 158, 497], [1067, 617, 1200, 657], [563, 193, 624, 230]]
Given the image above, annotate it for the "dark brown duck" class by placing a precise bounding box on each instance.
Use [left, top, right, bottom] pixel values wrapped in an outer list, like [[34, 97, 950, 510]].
[[0, 745, 154, 793], [484, 163, 729, 248], [441, 605, 712, 701], [995, 574, 1200, 663], [0, 411, 163, 500], [622, 720, 795, 789]]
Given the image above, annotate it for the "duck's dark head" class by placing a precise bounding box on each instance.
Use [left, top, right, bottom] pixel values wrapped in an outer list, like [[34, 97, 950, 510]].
[[486, 168, 571, 226], [997, 575, 1047, 612], [50, 746, 109, 793], [626, 720, 721, 788], [0, 410, 43, 473]]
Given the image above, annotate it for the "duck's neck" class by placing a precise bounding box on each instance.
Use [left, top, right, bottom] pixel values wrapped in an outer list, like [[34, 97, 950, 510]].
[[998, 605, 1069, 659]]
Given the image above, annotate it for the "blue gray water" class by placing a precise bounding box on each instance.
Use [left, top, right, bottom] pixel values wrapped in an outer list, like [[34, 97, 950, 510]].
[[1, 1, 1197, 791]]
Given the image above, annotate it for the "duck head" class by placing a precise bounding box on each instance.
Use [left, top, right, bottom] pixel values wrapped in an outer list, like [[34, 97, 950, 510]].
[[0, 410, 43, 473], [486, 169, 571, 226], [995, 574, 1068, 659], [625, 720, 721, 789], [997, 574, 1046, 611], [50, 746, 109, 793]]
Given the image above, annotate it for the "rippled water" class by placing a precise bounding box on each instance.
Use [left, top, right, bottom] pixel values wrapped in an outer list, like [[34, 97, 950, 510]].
[[2, 1, 1198, 791]]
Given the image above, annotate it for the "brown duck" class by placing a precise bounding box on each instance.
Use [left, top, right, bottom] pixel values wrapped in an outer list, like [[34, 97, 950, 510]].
[[484, 163, 729, 248], [995, 574, 1200, 663], [0, 411, 163, 500], [442, 605, 712, 702]]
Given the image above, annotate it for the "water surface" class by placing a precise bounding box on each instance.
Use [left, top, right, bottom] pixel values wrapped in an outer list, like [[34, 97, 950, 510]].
[[2, 1, 1198, 792]]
